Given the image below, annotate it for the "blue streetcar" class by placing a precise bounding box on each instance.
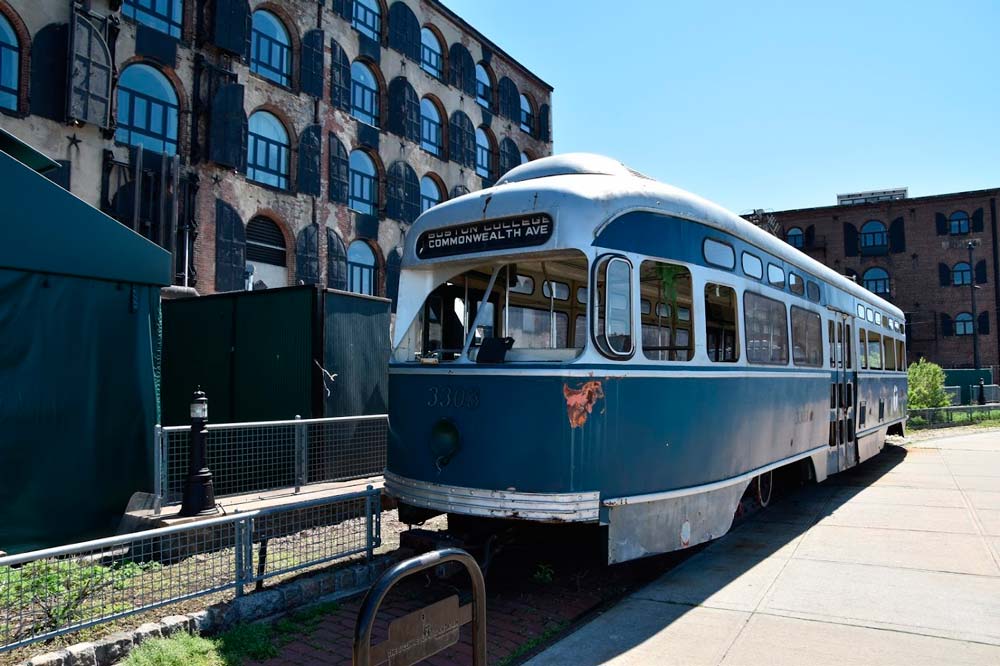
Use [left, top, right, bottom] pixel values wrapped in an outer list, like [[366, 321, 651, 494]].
[[387, 154, 907, 563]]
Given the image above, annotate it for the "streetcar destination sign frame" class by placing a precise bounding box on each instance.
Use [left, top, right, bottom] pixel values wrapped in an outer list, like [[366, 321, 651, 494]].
[[416, 213, 553, 259]]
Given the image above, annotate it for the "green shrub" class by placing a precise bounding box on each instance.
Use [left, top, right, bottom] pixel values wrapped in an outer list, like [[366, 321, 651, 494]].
[[907, 358, 950, 409]]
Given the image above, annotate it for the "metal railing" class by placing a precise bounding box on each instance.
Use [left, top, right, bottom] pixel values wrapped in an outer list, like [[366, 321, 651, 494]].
[[0, 488, 381, 653], [944, 385, 961, 405], [908, 404, 1000, 426], [155, 415, 387, 511], [968, 384, 1000, 404]]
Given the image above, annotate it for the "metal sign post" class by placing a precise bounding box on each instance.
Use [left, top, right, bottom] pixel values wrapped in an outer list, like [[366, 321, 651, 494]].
[[353, 548, 486, 666]]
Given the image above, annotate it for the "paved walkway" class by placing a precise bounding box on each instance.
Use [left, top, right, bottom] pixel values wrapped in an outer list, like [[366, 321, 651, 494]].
[[527, 431, 1000, 665]]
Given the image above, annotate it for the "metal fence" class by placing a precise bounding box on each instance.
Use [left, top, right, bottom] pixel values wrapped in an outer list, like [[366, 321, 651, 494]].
[[156, 415, 387, 510], [0, 487, 381, 653], [908, 404, 1000, 426], [944, 385, 961, 405], [967, 384, 1000, 404]]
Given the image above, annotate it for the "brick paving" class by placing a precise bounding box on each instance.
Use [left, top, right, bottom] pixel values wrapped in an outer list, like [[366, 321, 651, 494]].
[[249, 527, 686, 666]]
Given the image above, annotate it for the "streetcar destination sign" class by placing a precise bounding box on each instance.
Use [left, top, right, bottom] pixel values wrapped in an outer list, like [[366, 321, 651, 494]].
[[416, 213, 553, 259]]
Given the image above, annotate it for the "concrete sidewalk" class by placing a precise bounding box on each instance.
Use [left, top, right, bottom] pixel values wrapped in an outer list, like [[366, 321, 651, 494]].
[[526, 431, 1000, 665]]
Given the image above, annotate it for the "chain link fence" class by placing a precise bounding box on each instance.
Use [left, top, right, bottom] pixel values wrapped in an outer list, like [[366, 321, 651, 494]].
[[156, 415, 387, 509], [0, 488, 380, 653]]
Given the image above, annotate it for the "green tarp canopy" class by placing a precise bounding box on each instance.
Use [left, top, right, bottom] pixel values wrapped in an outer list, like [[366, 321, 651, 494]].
[[0, 142, 170, 553]]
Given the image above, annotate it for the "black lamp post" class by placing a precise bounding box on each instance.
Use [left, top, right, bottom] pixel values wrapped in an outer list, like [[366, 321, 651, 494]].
[[180, 388, 218, 517], [967, 240, 981, 371]]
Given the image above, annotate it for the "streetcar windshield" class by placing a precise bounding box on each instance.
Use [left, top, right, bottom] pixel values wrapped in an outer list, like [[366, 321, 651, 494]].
[[393, 251, 589, 363]]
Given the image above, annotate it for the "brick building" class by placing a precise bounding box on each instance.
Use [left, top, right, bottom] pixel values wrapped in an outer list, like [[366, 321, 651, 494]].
[[767, 188, 1000, 372], [0, 0, 552, 303]]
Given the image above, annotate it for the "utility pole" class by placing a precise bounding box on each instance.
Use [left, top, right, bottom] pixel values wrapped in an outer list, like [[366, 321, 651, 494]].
[[968, 240, 981, 370]]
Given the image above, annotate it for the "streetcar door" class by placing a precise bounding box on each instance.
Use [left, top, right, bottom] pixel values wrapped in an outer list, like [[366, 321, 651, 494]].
[[829, 315, 856, 472]]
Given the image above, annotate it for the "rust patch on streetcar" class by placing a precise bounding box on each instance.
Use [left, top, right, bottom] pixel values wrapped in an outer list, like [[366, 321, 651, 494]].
[[563, 380, 605, 428]]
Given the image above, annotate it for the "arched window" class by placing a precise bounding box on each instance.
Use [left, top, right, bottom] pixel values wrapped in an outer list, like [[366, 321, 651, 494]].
[[950, 210, 970, 235], [347, 240, 377, 295], [862, 267, 889, 295], [420, 27, 442, 79], [351, 61, 379, 126], [250, 10, 291, 87], [353, 0, 381, 41], [115, 64, 179, 154], [860, 220, 887, 250], [952, 261, 972, 286], [955, 312, 974, 336], [245, 217, 287, 288], [349, 150, 377, 215], [785, 227, 803, 248], [420, 175, 441, 212], [475, 127, 493, 178], [247, 111, 290, 189], [519, 93, 534, 133], [475, 63, 492, 109], [420, 97, 442, 156], [0, 14, 20, 111], [123, 0, 183, 39]]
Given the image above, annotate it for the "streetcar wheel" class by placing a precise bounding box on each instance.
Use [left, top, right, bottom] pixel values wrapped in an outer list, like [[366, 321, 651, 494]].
[[755, 471, 773, 508]]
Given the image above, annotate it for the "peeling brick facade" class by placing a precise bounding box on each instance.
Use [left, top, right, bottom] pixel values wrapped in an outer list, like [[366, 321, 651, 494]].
[[0, 0, 553, 302], [768, 189, 1000, 373]]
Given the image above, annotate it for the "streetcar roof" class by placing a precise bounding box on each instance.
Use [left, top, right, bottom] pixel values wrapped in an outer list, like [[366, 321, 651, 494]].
[[404, 153, 901, 318]]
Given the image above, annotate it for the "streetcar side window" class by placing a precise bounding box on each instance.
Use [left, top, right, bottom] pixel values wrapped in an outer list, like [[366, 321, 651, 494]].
[[594, 256, 633, 357], [639, 260, 693, 361], [867, 330, 883, 369], [859, 328, 868, 369], [788, 272, 805, 297], [883, 335, 896, 371], [897, 339, 905, 371], [845, 324, 852, 369], [767, 263, 785, 289], [705, 283, 739, 362], [744, 292, 788, 365], [704, 238, 735, 269], [791, 307, 822, 367]]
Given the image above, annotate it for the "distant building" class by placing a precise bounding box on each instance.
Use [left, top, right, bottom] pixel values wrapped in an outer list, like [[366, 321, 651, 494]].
[[0, 0, 553, 304], [768, 188, 999, 371]]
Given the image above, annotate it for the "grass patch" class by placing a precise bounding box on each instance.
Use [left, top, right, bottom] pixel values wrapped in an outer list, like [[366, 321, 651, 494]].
[[120, 633, 221, 666], [119, 601, 342, 666]]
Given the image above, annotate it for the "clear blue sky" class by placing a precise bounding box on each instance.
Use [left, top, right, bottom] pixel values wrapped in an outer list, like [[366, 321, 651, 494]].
[[445, 0, 999, 213]]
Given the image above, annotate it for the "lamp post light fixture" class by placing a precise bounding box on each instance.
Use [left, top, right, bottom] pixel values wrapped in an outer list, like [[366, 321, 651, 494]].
[[179, 388, 218, 517], [967, 240, 981, 371]]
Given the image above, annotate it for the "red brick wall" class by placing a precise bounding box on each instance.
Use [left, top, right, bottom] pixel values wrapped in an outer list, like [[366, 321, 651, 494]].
[[771, 190, 1000, 372]]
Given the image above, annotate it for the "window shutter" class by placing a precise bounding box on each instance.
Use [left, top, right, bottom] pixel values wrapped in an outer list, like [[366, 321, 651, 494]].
[[448, 44, 475, 96], [804, 225, 815, 248], [296, 224, 320, 285], [67, 10, 112, 128], [388, 2, 420, 61], [297, 124, 322, 197], [938, 263, 950, 287], [843, 222, 858, 257], [332, 0, 353, 21], [209, 84, 247, 170], [212, 0, 251, 56], [215, 199, 246, 292], [386, 162, 419, 224], [449, 112, 474, 168], [498, 77, 518, 120], [888, 217, 905, 253], [499, 138, 519, 177], [386, 248, 402, 312], [300, 29, 325, 99], [326, 228, 348, 290], [538, 104, 550, 142], [975, 260, 987, 284], [935, 212, 948, 235], [941, 313, 953, 337], [330, 39, 350, 112], [403, 84, 419, 142], [972, 208, 984, 233], [387, 78, 405, 137], [979, 312, 990, 335], [328, 133, 349, 203], [31, 23, 68, 122], [386, 162, 403, 220]]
